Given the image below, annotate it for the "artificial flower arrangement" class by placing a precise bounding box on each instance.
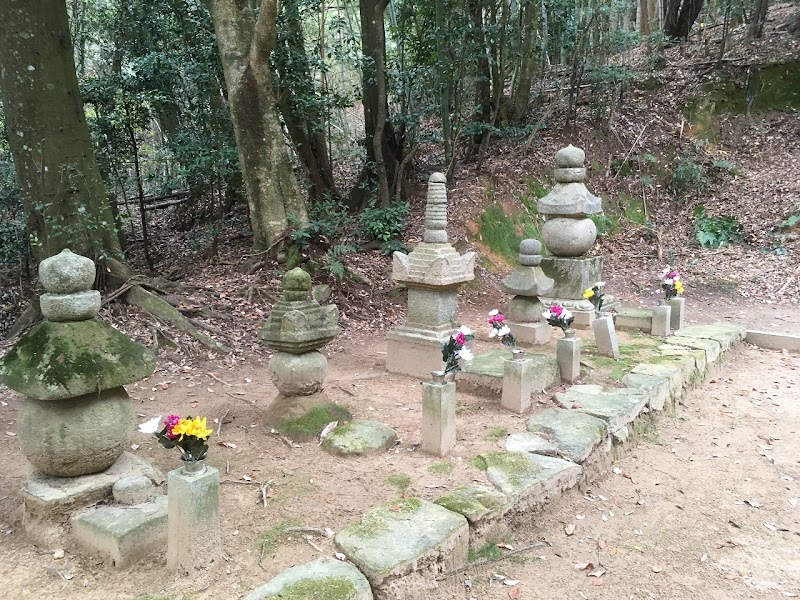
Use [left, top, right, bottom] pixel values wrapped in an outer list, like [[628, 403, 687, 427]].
[[661, 266, 684, 301], [543, 305, 574, 335], [441, 325, 475, 376], [140, 414, 213, 462], [488, 309, 516, 347], [583, 281, 606, 313]]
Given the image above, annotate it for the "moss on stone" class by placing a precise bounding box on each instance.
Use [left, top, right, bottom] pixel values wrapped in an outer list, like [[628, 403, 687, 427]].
[[485, 427, 509, 442], [0, 320, 155, 400], [468, 540, 504, 562], [266, 577, 357, 600], [386, 473, 411, 492], [346, 498, 422, 539], [281, 404, 352, 440]]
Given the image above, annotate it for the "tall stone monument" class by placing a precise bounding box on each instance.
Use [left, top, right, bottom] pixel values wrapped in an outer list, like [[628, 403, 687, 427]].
[[501, 239, 554, 345], [259, 268, 340, 424], [538, 145, 605, 328], [386, 173, 476, 378], [0, 249, 166, 560]]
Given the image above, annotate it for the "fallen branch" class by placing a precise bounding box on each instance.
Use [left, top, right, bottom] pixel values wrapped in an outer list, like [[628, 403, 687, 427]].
[[436, 540, 551, 580]]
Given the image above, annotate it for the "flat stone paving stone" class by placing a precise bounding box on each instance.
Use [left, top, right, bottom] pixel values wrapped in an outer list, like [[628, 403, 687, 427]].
[[504, 432, 561, 456], [335, 498, 468, 588], [555, 384, 648, 432], [677, 323, 746, 350], [71, 495, 167, 568], [629, 363, 684, 399], [435, 484, 509, 524], [246, 556, 373, 600], [667, 336, 722, 363], [459, 349, 558, 397], [659, 345, 707, 379], [476, 452, 581, 505], [322, 420, 397, 456], [647, 354, 698, 388], [622, 371, 671, 411], [527, 408, 608, 463]]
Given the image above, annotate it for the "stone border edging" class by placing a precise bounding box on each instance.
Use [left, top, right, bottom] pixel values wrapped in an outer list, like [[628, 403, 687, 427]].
[[745, 329, 800, 352]]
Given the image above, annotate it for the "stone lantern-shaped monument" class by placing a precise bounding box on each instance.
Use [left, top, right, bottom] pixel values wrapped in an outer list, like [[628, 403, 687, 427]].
[[259, 268, 340, 424], [538, 145, 604, 328], [386, 173, 476, 379]]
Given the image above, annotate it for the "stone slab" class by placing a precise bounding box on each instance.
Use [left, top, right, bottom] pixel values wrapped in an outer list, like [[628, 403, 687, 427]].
[[385, 326, 452, 379], [615, 307, 653, 333], [629, 362, 684, 401], [622, 372, 671, 411], [527, 408, 608, 463], [71, 496, 167, 568], [677, 323, 746, 351], [476, 452, 581, 508], [647, 354, 699, 389], [335, 499, 468, 591], [659, 345, 707, 381], [554, 384, 648, 432], [667, 336, 722, 364], [322, 420, 397, 456], [504, 432, 561, 456], [746, 330, 800, 352], [435, 484, 510, 524], [507, 321, 551, 346], [246, 556, 373, 600], [459, 349, 558, 398]]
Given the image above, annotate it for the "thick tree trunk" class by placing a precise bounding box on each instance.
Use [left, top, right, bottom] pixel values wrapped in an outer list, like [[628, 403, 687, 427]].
[[510, 0, 538, 124], [208, 0, 307, 253], [0, 0, 121, 263], [468, 0, 492, 157], [349, 0, 402, 211], [663, 0, 704, 39]]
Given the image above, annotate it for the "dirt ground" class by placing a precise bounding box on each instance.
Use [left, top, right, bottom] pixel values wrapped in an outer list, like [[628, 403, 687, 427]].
[[0, 307, 798, 600]]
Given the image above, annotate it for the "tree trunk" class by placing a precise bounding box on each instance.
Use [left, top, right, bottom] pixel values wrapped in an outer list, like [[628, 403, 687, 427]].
[[746, 0, 768, 41], [510, 0, 538, 124], [208, 0, 307, 254], [467, 0, 492, 157], [0, 0, 121, 263], [663, 0, 704, 39], [349, 0, 402, 210]]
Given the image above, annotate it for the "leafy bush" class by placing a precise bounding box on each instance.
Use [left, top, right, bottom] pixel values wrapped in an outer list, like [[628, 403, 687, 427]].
[[693, 205, 742, 248], [670, 155, 706, 195], [289, 197, 355, 248], [358, 200, 409, 253]]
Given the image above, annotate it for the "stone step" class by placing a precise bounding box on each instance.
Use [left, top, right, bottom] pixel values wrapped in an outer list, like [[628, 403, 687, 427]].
[[554, 384, 649, 432], [458, 349, 558, 398], [71, 495, 167, 568], [335, 498, 468, 599], [435, 484, 511, 547], [527, 408, 609, 463], [246, 556, 373, 600]]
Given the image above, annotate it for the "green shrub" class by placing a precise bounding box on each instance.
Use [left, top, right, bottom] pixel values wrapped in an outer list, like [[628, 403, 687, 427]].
[[693, 205, 742, 248], [670, 155, 706, 195], [359, 200, 409, 253]]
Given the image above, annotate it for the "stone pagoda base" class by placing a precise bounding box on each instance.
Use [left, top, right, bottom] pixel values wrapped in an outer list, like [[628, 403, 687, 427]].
[[385, 325, 454, 379]]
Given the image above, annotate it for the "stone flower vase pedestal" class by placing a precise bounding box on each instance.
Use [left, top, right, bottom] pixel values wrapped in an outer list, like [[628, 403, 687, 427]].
[[668, 297, 685, 331], [259, 268, 340, 434], [386, 173, 476, 378], [421, 371, 456, 456], [556, 330, 581, 383], [501, 350, 536, 413], [651, 303, 672, 338], [592, 312, 620, 359], [0, 249, 162, 550]]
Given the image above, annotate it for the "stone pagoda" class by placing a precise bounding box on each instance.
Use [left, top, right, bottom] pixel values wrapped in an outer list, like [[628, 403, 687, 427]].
[[501, 239, 554, 345], [538, 145, 606, 328], [259, 267, 340, 424], [0, 249, 166, 562], [386, 173, 476, 378]]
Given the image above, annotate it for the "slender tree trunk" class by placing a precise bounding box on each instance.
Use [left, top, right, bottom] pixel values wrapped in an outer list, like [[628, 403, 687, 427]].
[[468, 0, 492, 157], [746, 0, 768, 40], [0, 0, 121, 263], [510, 0, 538, 123], [435, 0, 452, 166], [208, 0, 307, 254]]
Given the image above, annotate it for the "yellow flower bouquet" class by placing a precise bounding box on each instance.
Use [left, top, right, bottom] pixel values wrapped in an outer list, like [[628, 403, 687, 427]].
[[153, 414, 213, 462]]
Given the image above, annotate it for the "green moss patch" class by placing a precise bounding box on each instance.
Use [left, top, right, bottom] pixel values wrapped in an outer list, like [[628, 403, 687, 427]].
[[257, 519, 302, 554], [428, 461, 453, 475], [270, 577, 357, 600], [346, 498, 422, 539], [476, 203, 543, 265], [280, 404, 352, 440], [468, 540, 504, 562], [485, 427, 509, 442]]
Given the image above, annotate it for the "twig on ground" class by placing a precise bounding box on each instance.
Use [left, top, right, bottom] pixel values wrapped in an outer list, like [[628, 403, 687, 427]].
[[208, 372, 234, 387], [225, 390, 256, 406], [217, 409, 230, 440], [436, 540, 550, 580], [269, 429, 298, 448], [304, 536, 325, 553]]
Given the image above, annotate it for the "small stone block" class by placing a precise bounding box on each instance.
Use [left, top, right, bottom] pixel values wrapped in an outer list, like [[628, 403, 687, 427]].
[[504, 432, 560, 456], [630, 363, 684, 401], [508, 321, 551, 346], [555, 384, 648, 432], [476, 452, 581, 508], [622, 372, 671, 411], [570, 309, 595, 329], [71, 496, 167, 568], [557, 337, 581, 383], [167, 466, 221, 574], [614, 307, 653, 332], [385, 328, 450, 379], [667, 336, 722, 364], [501, 358, 535, 414], [527, 408, 608, 463], [592, 314, 620, 359], [421, 381, 456, 456], [651, 305, 671, 338], [460, 350, 558, 397], [112, 475, 157, 505], [246, 556, 373, 600], [335, 499, 468, 591], [659, 345, 707, 381], [668, 297, 684, 330], [322, 421, 397, 456], [745, 330, 800, 352]]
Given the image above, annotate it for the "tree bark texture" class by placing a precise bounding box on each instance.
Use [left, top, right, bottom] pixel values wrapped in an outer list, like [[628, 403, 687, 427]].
[[351, 0, 402, 210], [468, 0, 492, 156], [208, 0, 307, 253], [663, 0, 704, 39], [746, 0, 769, 41], [510, 0, 538, 124], [0, 0, 121, 263]]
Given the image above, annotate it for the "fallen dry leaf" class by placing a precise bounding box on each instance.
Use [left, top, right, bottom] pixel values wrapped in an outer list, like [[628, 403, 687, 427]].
[[588, 568, 606, 578], [508, 586, 522, 599], [592, 578, 603, 587], [575, 562, 595, 571], [609, 548, 618, 556], [598, 539, 608, 549], [565, 524, 576, 536]]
